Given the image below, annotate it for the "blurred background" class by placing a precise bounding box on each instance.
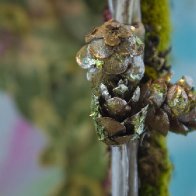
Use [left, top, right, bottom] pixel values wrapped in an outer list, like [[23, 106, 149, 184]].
[[0, 0, 195, 196]]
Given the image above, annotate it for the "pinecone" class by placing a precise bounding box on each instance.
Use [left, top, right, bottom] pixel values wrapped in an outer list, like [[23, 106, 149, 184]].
[[76, 20, 196, 146]]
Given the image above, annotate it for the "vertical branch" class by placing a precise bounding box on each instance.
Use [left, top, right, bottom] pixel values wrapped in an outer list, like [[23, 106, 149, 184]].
[[112, 146, 129, 196], [127, 140, 139, 196], [139, 1, 172, 195], [109, 1, 144, 196], [112, 141, 138, 196], [109, 0, 134, 24], [132, 0, 141, 23], [108, 0, 142, 24], [109, 0, 145, 40]]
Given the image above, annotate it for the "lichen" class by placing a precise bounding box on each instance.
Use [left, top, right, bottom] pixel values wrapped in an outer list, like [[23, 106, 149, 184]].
[[95, 59, 104, 69], [90, 94, 105, 141], [131, 105, 149, 137]]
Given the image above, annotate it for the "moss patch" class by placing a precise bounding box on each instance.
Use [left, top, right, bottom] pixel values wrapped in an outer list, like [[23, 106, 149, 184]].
[[141, 0, 171, 51], [139, 132, 172, 196], [140, 0, 172, 195]]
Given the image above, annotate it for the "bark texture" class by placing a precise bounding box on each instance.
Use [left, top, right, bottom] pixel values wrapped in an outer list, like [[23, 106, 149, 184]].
[[139, 0, 172, 195]]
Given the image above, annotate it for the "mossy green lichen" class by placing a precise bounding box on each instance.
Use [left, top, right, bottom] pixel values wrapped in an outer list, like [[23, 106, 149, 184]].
[[90, 94, 106, 141], [140, 0, 172, 195], [139, 133, 172, 196], [141, 0, 171, 51]]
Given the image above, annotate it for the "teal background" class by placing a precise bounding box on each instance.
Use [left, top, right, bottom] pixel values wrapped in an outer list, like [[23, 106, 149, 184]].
[[168, 0, 196, 196]]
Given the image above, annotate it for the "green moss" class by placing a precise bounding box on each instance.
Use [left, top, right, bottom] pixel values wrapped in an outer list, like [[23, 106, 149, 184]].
[[141, 0, 171, 51], [139, 0, 172, 195], [158, 136, 172, 196], [139, 133, 172, 196]]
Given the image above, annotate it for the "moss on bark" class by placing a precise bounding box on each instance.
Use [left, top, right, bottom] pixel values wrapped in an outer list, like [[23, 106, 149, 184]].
[[141, 0, 171, 51], [139, 132, 172, 196], [139, 0, 172, 195]]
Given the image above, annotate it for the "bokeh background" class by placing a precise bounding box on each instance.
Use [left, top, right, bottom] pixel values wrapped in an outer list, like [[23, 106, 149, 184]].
[[0, 0, 195, 196]]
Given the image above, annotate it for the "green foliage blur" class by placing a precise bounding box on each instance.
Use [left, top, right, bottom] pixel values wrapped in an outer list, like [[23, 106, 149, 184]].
[[0, 0, 108, 195]]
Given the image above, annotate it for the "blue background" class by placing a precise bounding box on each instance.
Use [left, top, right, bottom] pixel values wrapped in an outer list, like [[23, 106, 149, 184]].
[[168, 0, 196, 195]]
